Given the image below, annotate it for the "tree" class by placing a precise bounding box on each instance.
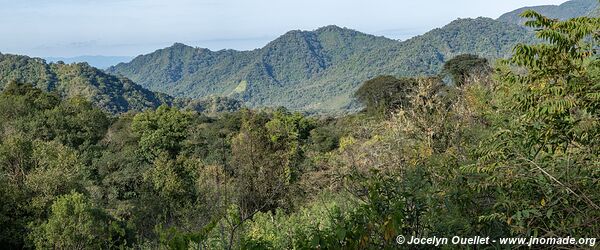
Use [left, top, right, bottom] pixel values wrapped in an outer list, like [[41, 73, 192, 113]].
[[0, 176, 29, 249], [265, 109, 314, 183], [469, 10, 600, 238], [30, 192, 111, 250], [354, 76, 418, 116], [25, 140, 85, 213], [224, 110, 290, 249], [441, 54, 491, 87], [39, 97, 111, 150], [0, 134, 33, 186], [131, 105, 193, 160]]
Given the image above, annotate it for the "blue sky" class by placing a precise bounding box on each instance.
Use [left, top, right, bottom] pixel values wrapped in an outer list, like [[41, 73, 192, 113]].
[[0, 0, 568, 57]]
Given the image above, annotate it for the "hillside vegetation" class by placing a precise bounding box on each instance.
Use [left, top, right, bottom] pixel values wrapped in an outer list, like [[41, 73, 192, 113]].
[[44, 56, 134, 70], [108, 18, 533, 112], [1, 11, 598, 249], [0, 54, 242, 115], [498, 0, 599, 25], [0, 54, 173, 114]]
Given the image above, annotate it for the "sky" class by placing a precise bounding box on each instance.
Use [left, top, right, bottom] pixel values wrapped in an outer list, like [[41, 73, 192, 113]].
[[0, 0, 569, 57]]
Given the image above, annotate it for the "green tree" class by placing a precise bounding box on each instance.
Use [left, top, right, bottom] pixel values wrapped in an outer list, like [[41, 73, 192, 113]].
[[441, 54, 491, 86], [39, 97, 111, 150], [131, 105, 193, 160], [469, 10, 600, 238], [354, 76, 418, 116], [30, 192, 111, 250], [0, 176, 29, 249], [0, 134, 33, 186], [265, 109, 314, 183], [221, 110, 291, 249], [25, 140, 85, 213]]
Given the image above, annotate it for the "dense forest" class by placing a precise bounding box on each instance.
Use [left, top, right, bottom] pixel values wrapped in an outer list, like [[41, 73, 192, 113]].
[[498, 0, 599, 25], [0, 54, 173, 114], [108, 0, 600, 114], [107, 18, 533, 113], [44, 56, 134, 70], [1, 11, 598, 249], [0, 54, 241, 116]]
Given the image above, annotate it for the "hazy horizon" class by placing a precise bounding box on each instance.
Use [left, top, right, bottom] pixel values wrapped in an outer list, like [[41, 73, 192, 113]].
[[0, 0, 568, 58]]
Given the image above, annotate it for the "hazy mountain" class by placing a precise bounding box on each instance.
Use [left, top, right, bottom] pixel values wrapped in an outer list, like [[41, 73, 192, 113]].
[[108, 18, 533, 113], [0, 53, 245, 115], [44, 55, 134, 69], [0, 53, 174, 114], [497, 0, 598, 25]]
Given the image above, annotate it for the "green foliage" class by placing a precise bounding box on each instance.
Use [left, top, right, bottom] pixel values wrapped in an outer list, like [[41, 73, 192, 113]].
[[29, 192, 113, 250], [2, 8, 599, 250], [41, 97, 111, 149], [0, 82, 60, 134], [441, 54, 491, 86], [467, 10, 600, 238], [354, 75, 418, 115], [0, 54, 241, 116], [0, 84, 131, 248], [308, 124, 341, 152], [143, 152, 193, 200], [0, 134, 34, 185], [0, 82, 111, 154], [498, 0, 599, 25], [240, 11, 600, 246], [0, 54, 175, 114], [265, 109, 315, 182], [179, 96, 243, 116], [0, 176, 29, 249], [131, 105, 193, 160], [500, 10, 600, 152], [25, 140, 85, 212], [0, 55, 53, 91], [231, 110, 290, 215], [243, 194, 366, 249], [108, 19, 533, 113]]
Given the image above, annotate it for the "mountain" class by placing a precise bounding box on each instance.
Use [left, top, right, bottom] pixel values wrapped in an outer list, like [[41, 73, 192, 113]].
[[0, 53, 173, 114], [497, 0, 599, 25], [0, 53, 243, 115], [44, 56, 134, 69], [108, 18, 533, 113]]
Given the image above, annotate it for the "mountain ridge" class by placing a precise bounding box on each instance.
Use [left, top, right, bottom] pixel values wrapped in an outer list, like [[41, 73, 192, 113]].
[[497, 0, 599, 25], [108, 18, 533, 112], [0, 53, 173, 114], [0, 53, 242, 115], [44, 55, 134, 69], [6, 0, 594, 114]]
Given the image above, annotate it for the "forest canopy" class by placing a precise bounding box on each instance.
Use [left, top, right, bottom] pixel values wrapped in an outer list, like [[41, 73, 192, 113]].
[[0, 10, 599, 250]]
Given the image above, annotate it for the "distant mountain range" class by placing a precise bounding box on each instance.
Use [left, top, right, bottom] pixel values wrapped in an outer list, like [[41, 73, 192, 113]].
[[0, 53, 173, 114], [109, 0, 598, 113], [497, 0, 598, 25], [2, 0, 596, 114], [44, 56, 134, 69], [0, 54, 241, 115], [108, 18, 533, 112]]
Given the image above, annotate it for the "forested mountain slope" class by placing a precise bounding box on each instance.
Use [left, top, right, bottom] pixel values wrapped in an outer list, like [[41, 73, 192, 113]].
[[0, 53, 173, 114], [497, 0, 599, 25], [108, 18, 533, 112], [0, 54, 243, 115]]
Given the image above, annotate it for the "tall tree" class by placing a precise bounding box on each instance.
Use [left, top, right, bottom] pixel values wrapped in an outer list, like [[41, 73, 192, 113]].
[[471, 10, 600, 237], [441, 54, 491, 86], [30, 192, 111, 249]]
